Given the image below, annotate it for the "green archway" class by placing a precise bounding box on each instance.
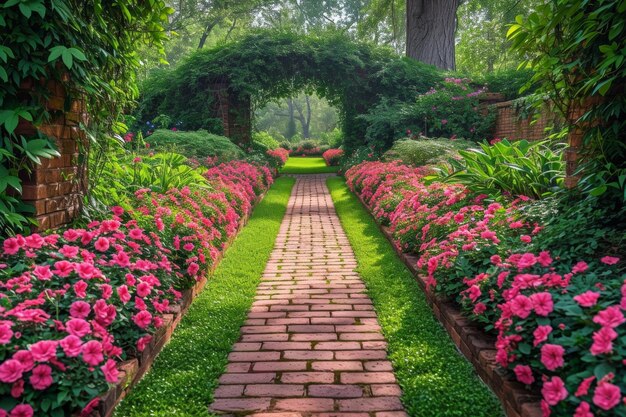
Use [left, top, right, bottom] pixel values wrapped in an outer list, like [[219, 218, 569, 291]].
[[137, 30, 441, 151]]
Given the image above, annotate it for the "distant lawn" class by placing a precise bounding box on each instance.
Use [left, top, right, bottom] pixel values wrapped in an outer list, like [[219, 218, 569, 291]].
[[280, 156, 339, 174]]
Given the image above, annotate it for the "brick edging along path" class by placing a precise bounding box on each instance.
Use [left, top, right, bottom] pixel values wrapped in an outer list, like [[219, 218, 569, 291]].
[[210, 175, 408, 416]]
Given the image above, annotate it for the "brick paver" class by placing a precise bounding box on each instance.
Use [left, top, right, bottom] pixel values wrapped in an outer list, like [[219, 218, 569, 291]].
[[210, 175, 407, 417]]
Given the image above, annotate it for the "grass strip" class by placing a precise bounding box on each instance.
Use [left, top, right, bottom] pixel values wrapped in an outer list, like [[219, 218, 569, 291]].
[[326, 177, 504, 417], [280, 156, 339, 174], [114, 177, 295, 417]]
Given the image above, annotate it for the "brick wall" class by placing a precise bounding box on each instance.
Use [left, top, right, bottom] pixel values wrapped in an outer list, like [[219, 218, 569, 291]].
[[493, 100, 558, 141], [211, 83, 251, 145], [16, 78, 86, 231]]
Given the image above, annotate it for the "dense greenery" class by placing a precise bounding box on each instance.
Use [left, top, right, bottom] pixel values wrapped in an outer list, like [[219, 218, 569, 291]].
[[147, 129, 245, 162], [0, 0, 171, 235], [508, 0, 626, 201], [327, 177, 504, 417], [383, 137, 473, 166], [135, 30, 441, 150], [114, 177, 294, 417]]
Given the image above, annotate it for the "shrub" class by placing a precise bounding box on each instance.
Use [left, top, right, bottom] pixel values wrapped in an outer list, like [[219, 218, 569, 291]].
[[291, 140, 323, 156], [439, 139, 566, 199], [383, 138, 473, 166], [266, 148, 290, 169], [319, 128, 344, 148], [322, 149, 344, 166], [279, 141, 292, 151], [340, 146, 382, 172], [252, 131, 280, 150], [0, 160, 274, 416], [145, 130, 244, 162]]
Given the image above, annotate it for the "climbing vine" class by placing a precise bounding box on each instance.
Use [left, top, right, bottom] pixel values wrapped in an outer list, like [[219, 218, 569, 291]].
[[135, 30, 442, 151], [0, 0, 172, 234]]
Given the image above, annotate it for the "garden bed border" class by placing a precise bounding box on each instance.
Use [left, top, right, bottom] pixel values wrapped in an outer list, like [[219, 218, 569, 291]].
[[94, 191, 267, 417], [352, 191, 543, 417]]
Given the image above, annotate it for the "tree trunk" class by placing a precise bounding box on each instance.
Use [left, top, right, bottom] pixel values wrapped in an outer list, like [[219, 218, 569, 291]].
[[293, 96, 312, 139], [198, 18, 221, 49], [406, 0, 459, 70]]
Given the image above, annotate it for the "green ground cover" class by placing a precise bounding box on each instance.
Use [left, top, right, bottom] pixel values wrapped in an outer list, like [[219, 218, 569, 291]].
[[280, 156, 339, 174], [114, 177, 295, 417], [326, 177, 503, 417]]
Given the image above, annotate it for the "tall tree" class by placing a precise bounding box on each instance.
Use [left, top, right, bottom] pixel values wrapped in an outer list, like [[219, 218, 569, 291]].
[[405, 0, 460, 70]]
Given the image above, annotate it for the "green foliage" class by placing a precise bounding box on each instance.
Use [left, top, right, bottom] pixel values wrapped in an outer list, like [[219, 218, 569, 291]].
[[507, 0, 626, 201], [327, 177, 504, 417], [136, 30, 441, 150], [520, 196, 626, 266], [319, 127, 344, 148], [438, 139, 566, 199], [147, 130, 244, 162], [0, 0, 171, 235], [362, 78, 496, 150], [383, 138, 474, 166], [113, 177, 295, 417], [340, 146, 382, 172], [475, 68, 537, 100], [91, 151, 208, 209], [252, 131, 280, 149]]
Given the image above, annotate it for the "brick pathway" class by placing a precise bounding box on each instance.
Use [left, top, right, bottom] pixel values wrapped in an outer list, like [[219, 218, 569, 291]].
[[210, 175, 407, 417]]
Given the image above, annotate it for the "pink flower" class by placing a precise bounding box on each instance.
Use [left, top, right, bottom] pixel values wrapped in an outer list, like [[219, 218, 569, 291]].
[[593, 381, 622, 410], [3, 238, 20, 255], [514, 364, 534, 385], [12, 351, 33, 372], [133, 310, 152, 329], [0, 324, 13, 344], [542, 376, 568, 405], [60, 335, 83, 357], [600, 256, 619, 265], [101, 284, 113, 300], [540, 400, 550, 417], [29, 340, 57, 362], [590, 326, 617, 355], [137, 281, 152, 297], [510, 294, 533, 318], [517, 253, 537, 269], [490, 255, 502, 265], [94, 237, 110, 252], [11, 379, 24, 398], [533, 325, 552, 347], [520, 235, 532, 243], [9, 404, 33, 417], [129, 229, 143, 239], [572, 261, 589, 274], [70, 301, 91, 319], [100, 359, 120, 384], [137, 335, 152, 352], [73, 280, 88, 298], [53, 260, 74, 277], [66, 318, 91, 337], [93, 299, 117, 326], [473, 302, 487, 315], [59, 244, 80, 258], [530, 292, 553, 316], [187, 262, 200, 276], [575, 376, 595, 397], [466, 285, 481, 302], [574, 402, 593, 417], [0, 359, 23, 383], [76, 262, 97, 279], [81, 340, 104, 366], [509, 221, 524, 229], [441, 119, 448, 125], [537, 251, 553, 267], [117, 285, 131, 303], [574, 291, 601, 307], [183, 243, 194, 251], [29, 364, 53, 390], [111, 206, 124, 216], [540, 344, 565, 371], [593, 306, 625, 328], [33, 265, 53, 280]]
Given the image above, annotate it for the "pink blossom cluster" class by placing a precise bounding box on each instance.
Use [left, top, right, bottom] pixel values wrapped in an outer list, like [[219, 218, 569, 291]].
[[290, 146, 321, 156], [322, 149, 344, 166], [0, 160, 273, 416], [266, 148, 289, 168], [345, 160, 625, 417]]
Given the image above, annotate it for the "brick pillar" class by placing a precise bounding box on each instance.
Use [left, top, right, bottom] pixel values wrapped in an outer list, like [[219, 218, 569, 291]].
[[563, 97, 601, 189], [226, 92, 251, 146], [16, 78, 86, 231]]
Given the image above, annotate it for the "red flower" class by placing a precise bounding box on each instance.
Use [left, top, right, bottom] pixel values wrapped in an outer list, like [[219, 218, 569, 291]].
[[593, 381, 622, 410], [132, 310, 152, 329], [29, 364, 53, 390], [540, 343, 565, 371], [541, 376, 568, 405], [81, 340, 104, 366]]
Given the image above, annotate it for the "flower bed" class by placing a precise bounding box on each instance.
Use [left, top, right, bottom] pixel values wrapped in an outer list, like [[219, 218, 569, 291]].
[[345, 161, 625, 417], [266, 147, 290, 171], [0, 161, 273, 417], [322, 148, 344, 166]]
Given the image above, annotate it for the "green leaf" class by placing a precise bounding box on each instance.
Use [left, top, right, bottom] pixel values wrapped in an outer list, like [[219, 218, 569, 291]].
[[18, 2, 32, 18], [518, 343, 531, 355], [61, 48, 73, 69], [47, 45, 66, 62], [69, 47, 86, 61], [0, 65, 7, 82], [594, 363, 615, 380]]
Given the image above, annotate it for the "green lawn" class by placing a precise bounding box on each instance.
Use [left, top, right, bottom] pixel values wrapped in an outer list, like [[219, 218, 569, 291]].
[[326, 177, 504, 417], [280, 156, 339, 174], [114, 177, 295, 417]]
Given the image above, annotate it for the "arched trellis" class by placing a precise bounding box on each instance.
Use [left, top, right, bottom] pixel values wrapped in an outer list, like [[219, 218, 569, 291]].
[[137, 30, 441, 151]]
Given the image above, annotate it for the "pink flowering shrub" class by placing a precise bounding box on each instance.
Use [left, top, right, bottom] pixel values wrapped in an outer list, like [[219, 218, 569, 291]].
[[266, 148, 289, 169], [0, 222, 180, 415], [0, 160, 274, 416], [322, 149, 344, 166], [345, 160, 626, 417]]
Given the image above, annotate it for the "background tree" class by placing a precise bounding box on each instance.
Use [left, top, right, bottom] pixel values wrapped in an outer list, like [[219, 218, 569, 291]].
[[405, 0, 460, 69]]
